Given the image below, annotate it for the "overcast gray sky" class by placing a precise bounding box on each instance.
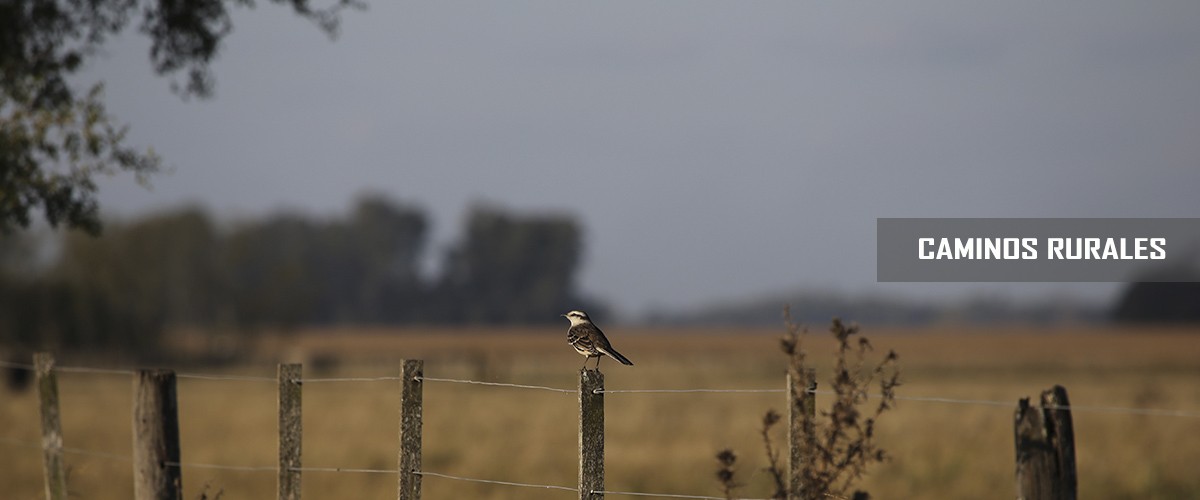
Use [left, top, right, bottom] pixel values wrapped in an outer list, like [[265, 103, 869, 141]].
[[86, 1, 1200, 316]]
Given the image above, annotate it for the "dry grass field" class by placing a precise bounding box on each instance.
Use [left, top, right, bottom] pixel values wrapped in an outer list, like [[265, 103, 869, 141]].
[[3, 324, 1200, 499]]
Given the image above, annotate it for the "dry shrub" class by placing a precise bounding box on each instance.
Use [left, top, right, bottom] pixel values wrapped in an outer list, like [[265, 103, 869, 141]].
[[719, 309, 900, 500]]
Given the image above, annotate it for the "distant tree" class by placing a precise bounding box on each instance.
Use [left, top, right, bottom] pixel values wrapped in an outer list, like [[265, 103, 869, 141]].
[[0, 0, 362, 234], [345, 195, 428, 322], [1112, 266, 1200, 324], [0, 230, 46, 350], [222, 195, 428, 328], [222, 213, 325, 329], [48, 207, 220, 354], [1, 198, 601, 356], [438, 205, 600, 323], [0, 228, 43, 276]]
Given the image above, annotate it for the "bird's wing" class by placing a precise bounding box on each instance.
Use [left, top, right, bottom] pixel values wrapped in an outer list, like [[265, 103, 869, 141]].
[[570, 323, 616, 352], [568, 324, 598, 349], [589, 326, 615, 351]]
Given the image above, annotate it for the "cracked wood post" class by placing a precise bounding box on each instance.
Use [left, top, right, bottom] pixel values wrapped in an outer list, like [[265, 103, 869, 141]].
[[132, 369, 182, 500], [787, 368, 817, 500], [398, 359, 423, 500], [35, 353, 67, 500], [278, 363, 302, 500], [1014, 385, 1077, 500], [579, 368, 604, 500]]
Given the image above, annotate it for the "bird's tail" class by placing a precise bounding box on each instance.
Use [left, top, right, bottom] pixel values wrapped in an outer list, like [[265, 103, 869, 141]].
[[601, 347, 633, 366]]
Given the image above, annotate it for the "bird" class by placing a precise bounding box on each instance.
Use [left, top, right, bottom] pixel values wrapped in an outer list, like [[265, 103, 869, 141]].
[[562, 310, 633, 370]]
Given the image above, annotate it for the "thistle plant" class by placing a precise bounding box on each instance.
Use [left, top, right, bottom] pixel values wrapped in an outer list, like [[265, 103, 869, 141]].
[[718, 309, 900, 500]]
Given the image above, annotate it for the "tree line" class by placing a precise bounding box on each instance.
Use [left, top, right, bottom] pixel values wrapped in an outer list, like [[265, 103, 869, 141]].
[[0, 195, 604, 357]]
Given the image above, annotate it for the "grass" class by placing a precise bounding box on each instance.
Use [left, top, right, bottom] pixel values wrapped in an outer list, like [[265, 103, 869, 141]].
[[2, 325, 1199, 499]]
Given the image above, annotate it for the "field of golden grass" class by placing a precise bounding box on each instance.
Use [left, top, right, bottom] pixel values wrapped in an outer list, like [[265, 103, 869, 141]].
[[2, 325, 1199, 499]]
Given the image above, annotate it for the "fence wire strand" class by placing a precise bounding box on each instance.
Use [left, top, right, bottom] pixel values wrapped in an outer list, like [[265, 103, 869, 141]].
[[165, 461, 275, 472], [176, 373, 274, 382], [416, 470, 577, 492], [4, 359, 1200, 417], [291, 466, 398, 474], [302, 376, 405, 383], [417, 376, 576, 393], [598, 388, 785, 394], [594, 489, 771, 499]]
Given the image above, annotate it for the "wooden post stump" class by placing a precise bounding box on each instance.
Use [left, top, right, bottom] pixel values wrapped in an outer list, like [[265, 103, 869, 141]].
[[398, 360, 423, 500], [278, 363, 302, 500], [35, 353, 68, 500], [1014, 385, 1076, 500], [132, 369, 182, 500]]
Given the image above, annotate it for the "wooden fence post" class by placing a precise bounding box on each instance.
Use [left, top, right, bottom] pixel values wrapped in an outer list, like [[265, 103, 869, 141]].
[[398, 360, 423, 500], [34, 353, 68, 500], [132, 369, 183, 500], [579, 368, 604, 500], [278, 363, 302, 500], [787, 368, 817, 500], [1014, 385, 1077, 500]]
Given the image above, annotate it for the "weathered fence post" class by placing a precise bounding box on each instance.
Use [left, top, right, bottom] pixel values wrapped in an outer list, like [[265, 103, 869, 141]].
[[278, 363, 302, 500], [34, 353, 68, 500], [579, 368, 604, 500], [787, 368, 817, 500], [132, 369, 183, 500], [1014, 385, 1077, 500], [398, 360, 423, 500]]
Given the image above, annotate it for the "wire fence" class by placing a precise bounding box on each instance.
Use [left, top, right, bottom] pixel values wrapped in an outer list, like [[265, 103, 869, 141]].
[[4, 359, 1200, 418], [3, 357, 1200, 499], [0, 435, 763, 499]]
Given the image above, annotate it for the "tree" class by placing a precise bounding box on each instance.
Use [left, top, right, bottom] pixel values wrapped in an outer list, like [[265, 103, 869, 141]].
[[345, 194, 429, 322], [1111, 269, 1200, 324], [47, 207, 220, 354], [221, 195, 429, 328], [222, 213, 325, 329], [438, 205, 601, 323], [0, 0, 362, 234]]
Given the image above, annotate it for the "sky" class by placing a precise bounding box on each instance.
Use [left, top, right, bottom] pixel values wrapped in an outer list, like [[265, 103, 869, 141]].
[[84, 1, 1200, 317]]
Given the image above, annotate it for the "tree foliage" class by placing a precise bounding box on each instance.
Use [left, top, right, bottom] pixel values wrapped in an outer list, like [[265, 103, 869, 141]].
[[439, 206, 589, 323], [1111, 265, 1200, 324], [0, 0, 362, 233], [0, 196, 601, 356]]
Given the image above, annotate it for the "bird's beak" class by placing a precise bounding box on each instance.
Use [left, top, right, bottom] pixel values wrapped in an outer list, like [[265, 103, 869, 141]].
[[560, 313, 567, 317]]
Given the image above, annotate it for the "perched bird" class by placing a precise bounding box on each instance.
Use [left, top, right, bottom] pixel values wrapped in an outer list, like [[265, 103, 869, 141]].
[[562, 310, 633, 369]]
